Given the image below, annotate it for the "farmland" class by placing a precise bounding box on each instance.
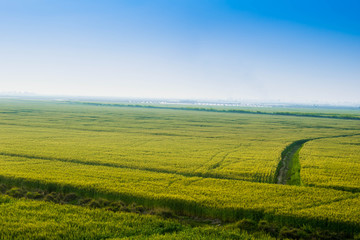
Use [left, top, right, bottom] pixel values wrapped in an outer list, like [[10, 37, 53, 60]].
[[1, 99, 360, 239], [1, 195, 277, 240], [301, 135, 360, 191]]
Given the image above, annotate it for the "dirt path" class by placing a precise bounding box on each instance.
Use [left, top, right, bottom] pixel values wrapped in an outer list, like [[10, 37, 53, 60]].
[[276, 133, 360, 185], [276, 140, 308, 185]]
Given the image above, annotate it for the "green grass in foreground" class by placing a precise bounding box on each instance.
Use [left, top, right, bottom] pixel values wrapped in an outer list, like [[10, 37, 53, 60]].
[[0, 195, 274, 240]]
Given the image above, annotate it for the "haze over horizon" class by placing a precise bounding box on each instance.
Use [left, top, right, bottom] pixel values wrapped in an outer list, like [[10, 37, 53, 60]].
[[1, 1, 359, 104]]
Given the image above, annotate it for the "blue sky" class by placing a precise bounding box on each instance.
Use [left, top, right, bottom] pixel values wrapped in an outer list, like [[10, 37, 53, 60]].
[[0, 0, 359, 104]]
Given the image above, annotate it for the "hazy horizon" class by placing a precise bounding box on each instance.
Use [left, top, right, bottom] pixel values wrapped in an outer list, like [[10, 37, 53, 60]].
[[1, 1, 359, 104], [2, 91, 360, 108]]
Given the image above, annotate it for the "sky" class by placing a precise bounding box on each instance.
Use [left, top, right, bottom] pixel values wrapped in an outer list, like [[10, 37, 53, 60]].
[[0, 0, 359, 104]]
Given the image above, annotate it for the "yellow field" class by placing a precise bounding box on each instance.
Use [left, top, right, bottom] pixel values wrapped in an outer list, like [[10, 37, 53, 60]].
[[301, 135, 360, 191], [1, 99, 360, 238]]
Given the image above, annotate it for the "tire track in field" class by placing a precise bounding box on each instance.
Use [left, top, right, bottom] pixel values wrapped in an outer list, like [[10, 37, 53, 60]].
[[0, 122, 210, 139], [290, 193, 360, 211], [307, 184, 360, 193], [192, 150, 223, 173], [0, 152, 247, 183], [276, 133, 360, 186], [207, 145, 242, 171]]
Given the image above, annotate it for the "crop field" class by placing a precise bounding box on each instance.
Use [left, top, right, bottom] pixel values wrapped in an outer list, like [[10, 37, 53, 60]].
[[301, 135, 360, 191], [1, 195, 276, 240], [1, 99, 360, 239]]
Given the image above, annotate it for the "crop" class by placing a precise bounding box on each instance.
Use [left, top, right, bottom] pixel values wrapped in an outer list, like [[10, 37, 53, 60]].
[[0, 195, 279, 240], [0, 99, 360, 237], [300, 135, 360, 192]]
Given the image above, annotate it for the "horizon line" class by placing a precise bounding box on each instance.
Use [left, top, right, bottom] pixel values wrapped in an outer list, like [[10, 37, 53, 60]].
[[0, 92, 359, 108]]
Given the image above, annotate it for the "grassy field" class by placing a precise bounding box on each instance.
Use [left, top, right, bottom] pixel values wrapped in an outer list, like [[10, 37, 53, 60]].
[[0, 99, 360, 239], [301, 135, 360, 192], [0, 195, 276, 240]]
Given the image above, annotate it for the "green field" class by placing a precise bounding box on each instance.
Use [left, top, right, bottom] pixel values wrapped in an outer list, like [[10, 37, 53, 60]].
[[1, 99, 360, 239], [301, 135, 360, 191], [1, 194, 278, 240]]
